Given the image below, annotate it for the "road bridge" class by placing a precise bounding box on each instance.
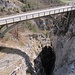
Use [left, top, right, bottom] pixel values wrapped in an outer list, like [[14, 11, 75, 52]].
[[0, 4, 75, 37], [0, 5, 75, 25]]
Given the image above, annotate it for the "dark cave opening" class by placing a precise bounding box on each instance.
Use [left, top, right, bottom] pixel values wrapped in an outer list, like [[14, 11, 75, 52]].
[[34, 46, 56, 75], [41, 46, 56, 75]]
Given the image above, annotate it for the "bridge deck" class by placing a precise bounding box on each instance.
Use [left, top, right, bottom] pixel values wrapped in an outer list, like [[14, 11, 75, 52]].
[[0, 5, 75, 25]]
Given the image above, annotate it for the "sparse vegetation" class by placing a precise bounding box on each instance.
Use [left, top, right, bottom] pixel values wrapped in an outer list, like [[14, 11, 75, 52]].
[[43, 30, 49, 37], [0, 0, 75, 75], [22, 4, 31, 12], [0, 7, 5, 12], [21, 1, 40, 12], [24, 21, 38, 32], [7, 8, 12, 15], [13, 7, 19, 13]]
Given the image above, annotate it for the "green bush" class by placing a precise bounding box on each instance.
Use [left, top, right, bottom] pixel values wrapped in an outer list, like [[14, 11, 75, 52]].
[[22, 3, 31, 12]]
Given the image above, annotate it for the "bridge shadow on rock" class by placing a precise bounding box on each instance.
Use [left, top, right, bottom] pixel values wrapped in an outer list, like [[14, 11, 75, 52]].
[[0, 46, 35, 75], [34, 46, 56, 75]]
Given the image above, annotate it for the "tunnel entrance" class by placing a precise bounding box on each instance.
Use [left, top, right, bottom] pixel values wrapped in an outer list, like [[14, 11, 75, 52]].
[[34, 46, 56, 75]]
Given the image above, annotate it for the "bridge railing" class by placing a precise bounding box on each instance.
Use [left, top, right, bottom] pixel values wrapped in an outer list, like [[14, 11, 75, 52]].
[[0, 5, 75, 25]]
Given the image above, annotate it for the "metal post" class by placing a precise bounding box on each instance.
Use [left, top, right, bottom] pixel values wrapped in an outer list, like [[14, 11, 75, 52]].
[[5, 19, 7, 24], [17, 24, 18, 39], [59, 9, 60, 13], [13, 18, 14, 23], [44, 12, 45, 16], [49, 11, 50, 15], [63, 8, 64, 12], [54, 10, 55, 14], [26, 15, 27, 20], [20, 16, 21, 21], [38, 13, 39, 17], [31, 14, 33, 19]]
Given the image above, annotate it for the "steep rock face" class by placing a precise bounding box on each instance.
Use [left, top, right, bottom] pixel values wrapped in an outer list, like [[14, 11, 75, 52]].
[[0, 0, 64, 16], [51, 18, 75, 75], [0, 32, 51, 75], [19, 0, 62, 4], [0, 0, 23, 16], [34, 46, 56, 75], [32, 11, 75, 75], [0, 8, 75, 75]]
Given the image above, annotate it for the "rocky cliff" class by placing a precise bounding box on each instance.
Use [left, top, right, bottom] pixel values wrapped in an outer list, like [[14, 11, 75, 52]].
[[0, 0, 75, 75], [0, 10, 75, 75]]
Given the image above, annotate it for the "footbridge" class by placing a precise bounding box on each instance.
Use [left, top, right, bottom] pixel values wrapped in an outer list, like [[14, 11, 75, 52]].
[[0, 4, 75, 37]]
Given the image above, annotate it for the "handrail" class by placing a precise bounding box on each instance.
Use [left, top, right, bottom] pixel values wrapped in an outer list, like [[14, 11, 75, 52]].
[[0, 5, 75, 25]]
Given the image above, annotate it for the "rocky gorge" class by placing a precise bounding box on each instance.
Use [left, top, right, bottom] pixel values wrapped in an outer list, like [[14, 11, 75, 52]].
[[0, 4, 75, 75]]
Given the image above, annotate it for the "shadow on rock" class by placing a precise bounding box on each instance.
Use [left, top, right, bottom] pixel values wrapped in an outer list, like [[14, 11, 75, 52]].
[[0, 46, 35, 75], [34, 46, 56, 75]]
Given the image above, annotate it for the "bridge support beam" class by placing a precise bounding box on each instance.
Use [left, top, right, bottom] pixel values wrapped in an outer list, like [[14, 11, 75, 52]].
[[0, 22, 19, 38]]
